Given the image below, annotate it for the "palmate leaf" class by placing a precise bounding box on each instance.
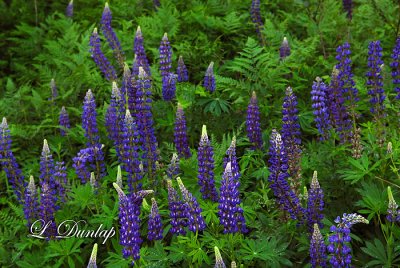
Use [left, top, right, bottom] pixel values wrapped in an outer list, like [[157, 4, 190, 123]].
[[361, 238, 400, 267], [355, 182, 387, 220], [338, 154, 381, 184]]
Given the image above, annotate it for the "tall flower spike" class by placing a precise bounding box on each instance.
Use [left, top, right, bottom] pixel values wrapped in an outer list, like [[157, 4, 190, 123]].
[[218, 162, 247, 234], [310, 223, 327, 268], [246, 91, 263, 150], [59, 106, 70, 137], [0, 117, 26, 202], [336, 42, 358, 109], [387, 186, 400, 222], [367, 40, 386, 146], [40, 139, 58, 210], [39, 182, 57, 238], [174, 103, 191, 158], [167, 153, 180, 179], [223, 137, 240, 182], [132, 26, 151, 77], [167, 179, 188, 235], [311, 77, 331, 140], [73, 147, 95, 184], [203, 62, 216, 93], [280, 37, 290, 60], [250, 0, 265, 45], [159, 33, 172, 77], [177, 56, 189, 82], [49, 78, 58, 102], [162, 73, 177, 101], [282, 87, 302, 194], [148, 198, 163, 241], [177, 177, 206, 232], [214, 246, 226, 268], [390, 37, 400, 100], [307, 171, 324, 231], [268, 130, 304, 221], [66, 0, 73, 17], [89, 28, 117, 81], [197, 125, 218, 201], [342, 0, 352, 19], [328, 213, 368, 267], [54, 161, 67, 203], [87, 243, 98, 268], [120, 109, 142, 193], [101, 3, 125, 69], [24, 176, 39, 227]]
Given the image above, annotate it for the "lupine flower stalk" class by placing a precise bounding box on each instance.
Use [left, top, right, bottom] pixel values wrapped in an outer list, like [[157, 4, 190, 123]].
[[311, 77, 331, 140], [177, 56, 189, 82], [306, 171, 324, 231], [214, 246, 226, 268], [387, 186, 400, 222], [153, 0, 161, 8], [162, 73, 177, 101], [24, 176, 39, 227], [59, 106, 70, 136], [391, 37, 400, 100], [282, 87, 302, 194], [87, 243, 98, 268], [73, 147, 95, 184], [342, 0, 352, 19], [66, 0, 73, 18], [49, 78, 58, 103], [148, 198, 163, 241], [54, 161, 67, 203], [246, 91, 263, 149], [250, 0, 265, 45], [367, 40, 386, 146], [120, 63, 131, 110], [0, 117, 26, 202], [223, 137, 240, 182], [167, 153, 180, 179], [280, 37, 290, 60], [113, 183, 153, 264], [177, 177, 206, 232], [167, 179, 188, 235], [40, 139, 58, 210], [328, 213, 369, 267], [197, 125, 218, 201], [174, 103, 191, 158], [132, 26, 151, 77], [101, 3, 125, 69], [268, 130, 304, 221], [39, 182, 57, 238], [120, 110, 142, 193], [159, 33, 172, 77], [89, 28, 117, 81], [218, 162, 247, 233], [203, 62, 216, 93], [310, 223, 327, 268]]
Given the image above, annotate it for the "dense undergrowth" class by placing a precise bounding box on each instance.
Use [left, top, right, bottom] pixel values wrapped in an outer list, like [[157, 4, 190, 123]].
[[1, 0, 400, 267]]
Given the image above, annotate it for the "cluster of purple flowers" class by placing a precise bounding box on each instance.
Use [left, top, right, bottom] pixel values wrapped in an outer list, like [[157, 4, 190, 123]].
[[342, 0, 352, 19], [49, 78, 58, 103], [197, 125, 218, 202], [162, 73, 177, 101], [336, 42, 358, 108], [246, 91, 263, 149], [391, 37, 400, 99], [66, 0, 73, 18], [310, 223, 327, 268], [306, 171, 324, 231], [132, 26, 151, 77], [311, 78, 331, 140], [54, 161, 67, 203], [174, 103, 191, 159], [167, 179, 188, 235], [87, 243, 98, 268], [250, 0, 264, 45], [177, 56, 189, 82], [59, 106, 70, 136], [280, 37, 291, 60], [23, 176, 39, 227], [203, 62, 216, 93], [387, 186, 400, 222], [166, 153, 180, 180], [159, 33, 172, 76], [147, 198, 163, 241], [39, 140, 58, 209]]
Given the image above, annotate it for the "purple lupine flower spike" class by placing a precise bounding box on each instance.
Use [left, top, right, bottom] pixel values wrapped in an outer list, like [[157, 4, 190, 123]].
[[214, 246, 226, 268], [197, 125, 218, 202], [387, 186, 400, 222], [39, 182, 57, 238], [223, 137, 240, 182], [167, 153, 180, 179], [167, 179, 188, 235], [154, 0, 161, 8], [280, 37, 291, 60], [250, 0, 265, 45], [89, 28, 117, 81], [204, 62, 216, 93], [40, 139, 58, 210], [59, 106, 70, 136], [342, 0, 352, 19], [307, 171, 324, 232], [282, 86, 302, 194], [113, 183, 153, 264], [121, 109, 142, 193], [311, 77, 331, 140], [148, 198, 163, 241], [177, 177, 206, 232], [49, 78, 58, 103], [0, 117, 26, 202], [218, 162, 247, 234], [246, 91, 263, 150], [24, 175, 39, 227], [162, 73, 177, 101], [336, 42, 358, 108], [159, 33, 172, 77], [268, 130, 305, 221], [132, 26, 151, 77], [73, 147, 94, 184], [174, 103, 191, 158], [101, 3, 125, 69], [310, 223, 327, 268], [66, 0, 73, 18], [367, 40, 386, 146], [54, 161, 67, 203], [87, 243, 98, 268], [177, 56, 189, 82], [328, 213, 368, 267], [391, 37, 400, 100]]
